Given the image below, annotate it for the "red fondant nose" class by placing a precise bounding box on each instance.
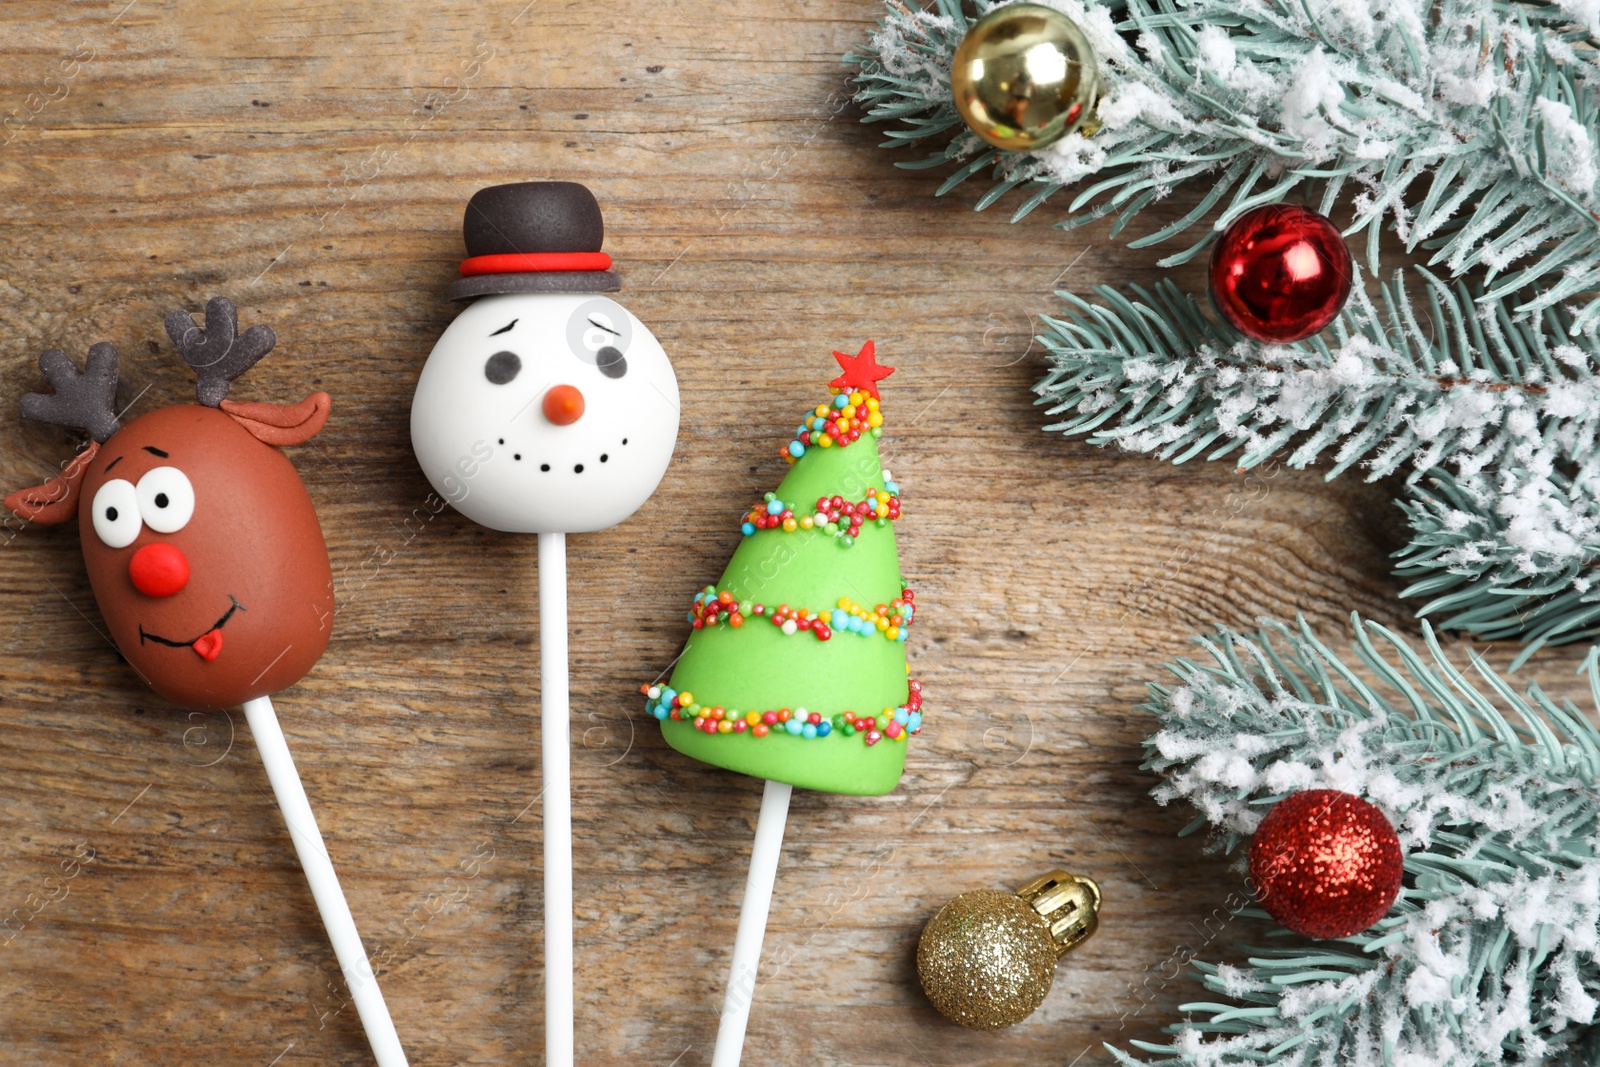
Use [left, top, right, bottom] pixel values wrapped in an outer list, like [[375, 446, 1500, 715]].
[[542, 384, 585, 426], [128, 542, 191, 598]]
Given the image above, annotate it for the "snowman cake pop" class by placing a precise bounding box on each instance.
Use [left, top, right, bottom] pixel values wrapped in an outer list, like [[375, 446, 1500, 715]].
[[409, 182, 680, 1067], [410, 181, 678, 532]]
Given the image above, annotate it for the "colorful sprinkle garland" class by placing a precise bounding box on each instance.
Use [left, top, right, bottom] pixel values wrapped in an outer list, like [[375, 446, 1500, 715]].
[[742, 485, 902, 546], [642, 679, 924, 747], [688, 586, 915, 643], [784, 388, 882, 463]]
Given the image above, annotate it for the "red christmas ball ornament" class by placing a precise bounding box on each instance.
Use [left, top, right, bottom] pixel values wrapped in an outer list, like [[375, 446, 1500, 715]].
[[1248, 789, 1402, 939], [1208, 204, 1353, 343]]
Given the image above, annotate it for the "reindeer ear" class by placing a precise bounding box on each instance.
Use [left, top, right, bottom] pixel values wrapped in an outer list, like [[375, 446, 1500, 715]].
[[219, 392, 331, 446], [5, 442, 98, 524]]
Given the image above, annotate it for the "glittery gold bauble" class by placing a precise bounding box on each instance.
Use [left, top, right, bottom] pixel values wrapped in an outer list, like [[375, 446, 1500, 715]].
[[950, 3, 1103, 152], [916, 870, 1101, 1030]]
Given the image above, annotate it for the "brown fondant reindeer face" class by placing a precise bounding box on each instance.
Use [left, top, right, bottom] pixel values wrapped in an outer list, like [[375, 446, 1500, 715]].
[[5, 298, 335, 710]]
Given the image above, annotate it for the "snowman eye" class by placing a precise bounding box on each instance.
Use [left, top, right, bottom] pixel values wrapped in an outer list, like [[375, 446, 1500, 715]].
[[567, 298, 634, 368], [596, 345, 627, 379], [90, 478, 142, 548], [485, 351, 521, 384], [136, 466, 195, 534]]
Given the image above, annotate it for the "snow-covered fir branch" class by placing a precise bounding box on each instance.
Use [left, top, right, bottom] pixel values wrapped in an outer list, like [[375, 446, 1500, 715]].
[[1121, 613, 1600, 1066], [1033, 271, 1600, 483], [1034, 270, 1600, 646], [847, 0, 1600, 327], [1397, 467, 1600, 659]]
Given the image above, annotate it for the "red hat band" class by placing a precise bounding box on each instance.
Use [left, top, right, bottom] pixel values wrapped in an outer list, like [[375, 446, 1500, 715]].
[[459, 252, 614, 277]]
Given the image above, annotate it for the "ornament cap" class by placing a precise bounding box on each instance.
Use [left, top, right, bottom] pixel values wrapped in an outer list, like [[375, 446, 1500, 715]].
[[1016, 869, 1100, 956]]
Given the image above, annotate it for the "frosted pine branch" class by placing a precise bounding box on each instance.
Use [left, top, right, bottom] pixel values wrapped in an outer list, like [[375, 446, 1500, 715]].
[[1117, 613, 1600, 1066], [1397, 468, 1600, 660], [846, 0, 1600, 327], [1033, 271, 1600, 483], [1034, 270, 1600, 645]]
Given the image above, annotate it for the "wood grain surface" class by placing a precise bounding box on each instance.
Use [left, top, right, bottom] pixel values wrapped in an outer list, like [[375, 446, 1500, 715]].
[[0, 3, 1591, 1065]]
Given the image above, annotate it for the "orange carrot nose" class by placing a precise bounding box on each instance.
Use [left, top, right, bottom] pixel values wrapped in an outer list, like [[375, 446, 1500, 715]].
[[129, 542, 190, 598], [542, 384, 585, 426]]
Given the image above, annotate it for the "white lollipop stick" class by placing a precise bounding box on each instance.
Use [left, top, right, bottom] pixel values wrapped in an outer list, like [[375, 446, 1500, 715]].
[[242, 696, 408, 1067], [712, 778, 793, 1067], [539, 531, 575, 1067]]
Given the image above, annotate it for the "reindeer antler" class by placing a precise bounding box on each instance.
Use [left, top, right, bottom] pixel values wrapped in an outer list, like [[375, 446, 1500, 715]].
[[164, 296, 276, 407], [19, 341, 122, 443]]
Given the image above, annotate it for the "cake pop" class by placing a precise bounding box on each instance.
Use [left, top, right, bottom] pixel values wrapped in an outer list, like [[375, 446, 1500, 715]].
[[6, 298, 408, 1067], [642, 345, 919, 1064], [409, 182, 680, 1067]]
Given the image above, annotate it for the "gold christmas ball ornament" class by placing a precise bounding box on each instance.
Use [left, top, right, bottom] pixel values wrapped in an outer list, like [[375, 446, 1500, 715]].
[[916, 870, 1102, 1030], [950, 3, 1104, 152]]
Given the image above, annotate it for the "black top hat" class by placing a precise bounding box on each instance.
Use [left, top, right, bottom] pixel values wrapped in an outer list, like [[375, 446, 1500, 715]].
[[448, 181, 621, 301]]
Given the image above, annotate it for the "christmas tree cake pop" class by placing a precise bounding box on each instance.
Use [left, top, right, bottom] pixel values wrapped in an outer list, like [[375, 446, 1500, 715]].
[[642, 343, 921, 1064], [645, 341, 918, 795]]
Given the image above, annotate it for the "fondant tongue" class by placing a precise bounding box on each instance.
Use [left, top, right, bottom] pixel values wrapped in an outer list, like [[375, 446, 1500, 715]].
[[192, 629, 224, 662]]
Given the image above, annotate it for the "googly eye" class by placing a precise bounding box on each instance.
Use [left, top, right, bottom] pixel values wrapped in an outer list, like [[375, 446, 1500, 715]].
[[136, 466, 195, 534], [596, 345, 627, 379], [485, 350, 522, 384], [90, 478, 141, 548]]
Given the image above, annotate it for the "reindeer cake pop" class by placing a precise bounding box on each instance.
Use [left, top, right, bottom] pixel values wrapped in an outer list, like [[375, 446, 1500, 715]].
[[6, 299, 409, 1067], [8, 304, 332, 708], [409, 182, 680, 1067]]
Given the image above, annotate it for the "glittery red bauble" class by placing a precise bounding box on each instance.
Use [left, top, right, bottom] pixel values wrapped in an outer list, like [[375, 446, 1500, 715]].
[[1248, 789, 1402, 939], [1208, 204, 1354, 343]]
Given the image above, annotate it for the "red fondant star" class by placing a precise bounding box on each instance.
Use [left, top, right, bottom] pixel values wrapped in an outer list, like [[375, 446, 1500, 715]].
[[829, 340, 895, 400]]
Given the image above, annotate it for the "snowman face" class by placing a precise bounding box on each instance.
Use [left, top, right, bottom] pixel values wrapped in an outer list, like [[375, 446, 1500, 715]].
[[410, 292, 679, 533]]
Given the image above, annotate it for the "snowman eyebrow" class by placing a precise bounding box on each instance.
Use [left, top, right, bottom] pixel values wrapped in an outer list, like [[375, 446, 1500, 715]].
[[587, 316, 620, 337], [489, 319, 517, 336]]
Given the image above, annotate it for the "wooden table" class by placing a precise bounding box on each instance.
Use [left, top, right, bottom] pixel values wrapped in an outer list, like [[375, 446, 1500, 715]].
[[1, 3, 1589, 1064]]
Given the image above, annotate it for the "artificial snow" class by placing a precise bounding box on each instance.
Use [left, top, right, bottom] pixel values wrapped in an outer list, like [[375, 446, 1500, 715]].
[[1558, 0, 1600, 39], [1278, 49, 1345, 159], [1096, 82, 1185, 133], [1036, 133, 1108, 186], [1039, 269, 1600, 604], [1535, 97, 1600, 200]]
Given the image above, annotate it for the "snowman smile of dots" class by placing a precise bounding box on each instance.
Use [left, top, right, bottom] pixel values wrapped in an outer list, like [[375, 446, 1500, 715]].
[[411, 183, 680, 534]]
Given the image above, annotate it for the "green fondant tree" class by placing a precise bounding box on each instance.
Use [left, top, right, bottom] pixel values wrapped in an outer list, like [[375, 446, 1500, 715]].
[[646, 343, 919, 796]]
